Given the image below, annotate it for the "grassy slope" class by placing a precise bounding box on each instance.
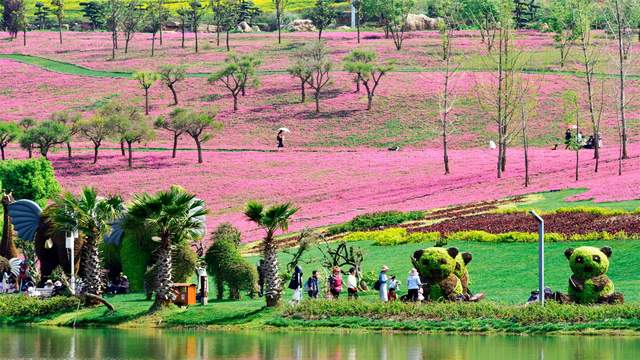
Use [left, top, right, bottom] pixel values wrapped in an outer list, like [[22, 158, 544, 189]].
[[516, 189, 640, 211]]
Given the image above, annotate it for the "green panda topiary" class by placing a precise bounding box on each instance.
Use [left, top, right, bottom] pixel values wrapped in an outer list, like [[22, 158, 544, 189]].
[[563, 246, 624, 304], [454, 252, 473, 295], [412, 247, 463, 301]]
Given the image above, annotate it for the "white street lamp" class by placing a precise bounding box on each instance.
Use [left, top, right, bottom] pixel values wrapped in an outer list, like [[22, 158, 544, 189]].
[[65, 229, 78, 295]]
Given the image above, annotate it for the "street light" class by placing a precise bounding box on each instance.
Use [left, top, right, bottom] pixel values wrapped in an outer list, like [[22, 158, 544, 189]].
[[65, 229, 78, 295], [529, 210, 545, 305]]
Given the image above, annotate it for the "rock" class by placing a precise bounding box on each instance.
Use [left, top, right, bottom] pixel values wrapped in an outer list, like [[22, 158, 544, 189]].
[[288, 19, 317, 32], [252, 25, 261, 32], [62, 24, 70, 31], [237, 21, 253, 33], [337, 25, 351, 31], [405, 14, 439, 31]]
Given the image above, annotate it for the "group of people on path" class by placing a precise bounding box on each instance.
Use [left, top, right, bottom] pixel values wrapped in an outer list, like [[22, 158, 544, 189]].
[[285, 264, 425, 304]]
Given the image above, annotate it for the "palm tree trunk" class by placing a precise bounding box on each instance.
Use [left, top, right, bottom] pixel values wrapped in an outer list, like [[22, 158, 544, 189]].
[[81, 237, 104, 301], [263, 235, 281, 307], [152, 243, 175, 310]]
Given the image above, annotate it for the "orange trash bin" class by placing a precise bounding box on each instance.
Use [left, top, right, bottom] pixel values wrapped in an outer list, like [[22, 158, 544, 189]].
[[173, 283, 197, 306]]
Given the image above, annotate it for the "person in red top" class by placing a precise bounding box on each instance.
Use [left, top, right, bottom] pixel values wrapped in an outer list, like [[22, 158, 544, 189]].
[[328, 266, 342, 299]]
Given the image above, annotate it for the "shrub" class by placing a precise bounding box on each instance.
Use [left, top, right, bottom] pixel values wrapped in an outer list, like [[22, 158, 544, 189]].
[[0, 295, 81, 321], [444, 231, 565, 243], [119, 233, 152, 292], [172, 242, 198, 283], [226, 261, 259, 300], [328, 211, 425, 235], [407, 232, 440, 244], [205, 238, 242, 299], [210, 222, 242, 247], [0, 158, 60, 206], [343, 228, 440, 246]]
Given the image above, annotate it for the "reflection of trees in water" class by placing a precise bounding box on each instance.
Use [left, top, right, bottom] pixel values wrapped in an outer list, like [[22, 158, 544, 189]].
[[0, 327, 632, 359]]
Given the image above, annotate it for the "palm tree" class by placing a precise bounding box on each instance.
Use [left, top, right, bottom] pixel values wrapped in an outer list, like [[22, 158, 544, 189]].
[[122, 186, 206, 310], [50, 187, 125, 298], [244, 201, 298, 307]]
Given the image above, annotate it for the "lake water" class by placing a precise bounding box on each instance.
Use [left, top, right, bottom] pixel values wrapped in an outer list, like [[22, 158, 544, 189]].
[[0, 326, 638, 359]]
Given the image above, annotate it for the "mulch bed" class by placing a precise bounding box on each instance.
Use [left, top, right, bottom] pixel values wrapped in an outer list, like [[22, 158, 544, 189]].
[[410, 212, 640, 236]]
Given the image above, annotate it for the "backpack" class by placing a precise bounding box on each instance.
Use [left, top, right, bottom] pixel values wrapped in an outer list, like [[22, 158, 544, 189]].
[[303, 279, 310, 292], [373, 280, 381, 291]]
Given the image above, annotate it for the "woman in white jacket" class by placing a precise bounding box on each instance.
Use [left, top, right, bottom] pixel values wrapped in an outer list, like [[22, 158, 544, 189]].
[[406, 268, 422, 302]]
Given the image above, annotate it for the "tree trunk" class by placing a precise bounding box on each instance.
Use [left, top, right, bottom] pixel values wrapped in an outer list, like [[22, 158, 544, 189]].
[[112, 31, 116, 60], [233, 94, 238, 112], [195, 29, 199, 53], [127, 141, 133, 168], [66, 142, 72, 159], [357, 16, 360, 44], [144, 88, 150, 115], [318, 28, 323, 40], [195, 138, 203, 163], [262, 235, 281, 307], [58, 22, 63, 44], [125, 36, 130, 54], [169, 84, 178, 105], [120, 141, 125, 156], [93, 143, 99, 164], [276, 9, 282, 44], [367, 94, 373, 110], [81, 237, 104, 300], [216, 27, 220, 46], [215, 278, 224, 300], [27, 146, 32, 158], [181, 24, 185, 48], [226, 30, 230, 51], [152, 243, 175, 310], [300, 80, 306, 103], [0, 146, 4, 160], [23, 30, 26, 46], [172, 133, 179, 158], [159, 26, 163, 46], [151, 33, 156, 57]]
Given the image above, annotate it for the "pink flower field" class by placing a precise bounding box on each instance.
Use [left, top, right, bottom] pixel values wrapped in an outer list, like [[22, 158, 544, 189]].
[[2, 30, 640, 241]]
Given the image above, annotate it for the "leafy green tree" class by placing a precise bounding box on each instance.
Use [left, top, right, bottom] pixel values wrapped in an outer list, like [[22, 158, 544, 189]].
[[133, 71, 160, 115], [122, 186, 207, 310], [2, 0, 26, 39], [547, 0, 579, 68], [18, 118, 35, 158], [33, 2, 50, 30], [188, 0, 206, 53], [79, 1, 104, 30], [344, 49, 394, 110], [104, 0, 124, 59], [309, 0, 336, 40], [121, 0, 143, 54], [302, 41, 331, 113], [245, 201, 298, 307], [79, 114, 114, 164], [287, 51, 313, 103], [112, 108, 154, 167], [386, 0, 414, 50], [220, 0, 240, 51], [146, 0, 168, 56], [0, 123, 21, 160], [20, 120, 69, 159], [461, 0, 499, 52], [176, 6, 189, 48], [51, 110, 81, 159], [159, 65, 187, 105], [154, 110, 187, 158], [208, 53, 261, 112], [272, 0, 288, 44], [51, 0, 64, 44], [49, 187, 125, 299], [170, 108, 223, 163], [210, 0, 225, 47], [205, 234, 241, 299]]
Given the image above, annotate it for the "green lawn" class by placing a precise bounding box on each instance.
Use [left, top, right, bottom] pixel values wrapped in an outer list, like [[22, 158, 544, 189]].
[[516, 189, 640, 212]]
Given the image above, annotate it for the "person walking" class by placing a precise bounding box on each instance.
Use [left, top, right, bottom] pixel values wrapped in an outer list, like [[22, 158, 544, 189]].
[[388, 275, 399, 301], [407, 268, 422, 302], [378, 265, 389, 302], [306, 270, 319, 299], [277, 130, 285, 148], [328, 266, 343, 299], [347, 267, 358, 300], [288, 265, 303, 305]]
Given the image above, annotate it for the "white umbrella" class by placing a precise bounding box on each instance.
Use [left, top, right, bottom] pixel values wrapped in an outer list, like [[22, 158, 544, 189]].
[[278, 128, 291, 133]]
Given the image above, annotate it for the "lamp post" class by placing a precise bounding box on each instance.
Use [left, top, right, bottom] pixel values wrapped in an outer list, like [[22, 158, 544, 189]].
[[529, 210, 544, 305], [65, 229, 78, 295]]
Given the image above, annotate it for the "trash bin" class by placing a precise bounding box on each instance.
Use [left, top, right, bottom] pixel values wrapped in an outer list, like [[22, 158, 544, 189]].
[[173, 283, 197, 306]]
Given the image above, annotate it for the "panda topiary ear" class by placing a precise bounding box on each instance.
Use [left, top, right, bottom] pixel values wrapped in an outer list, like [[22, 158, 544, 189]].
[[600, 246, 612, 258], [447, 247, 459, 259], [412, 249, 424, 261], [564, 248, 574, 260], [462, 252, 472, 265]]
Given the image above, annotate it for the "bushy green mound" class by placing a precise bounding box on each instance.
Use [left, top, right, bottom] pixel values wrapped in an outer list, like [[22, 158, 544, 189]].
[[0, 295, 81, 322], [328, 211, 425, 235]]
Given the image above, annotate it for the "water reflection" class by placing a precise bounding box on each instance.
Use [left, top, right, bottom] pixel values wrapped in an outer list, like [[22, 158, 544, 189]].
[[0, 327, 638, 359]]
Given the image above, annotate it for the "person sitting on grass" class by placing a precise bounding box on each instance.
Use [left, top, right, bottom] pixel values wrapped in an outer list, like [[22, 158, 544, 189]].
[[328, 266, 343, 299], [347, 267, 358, 300]]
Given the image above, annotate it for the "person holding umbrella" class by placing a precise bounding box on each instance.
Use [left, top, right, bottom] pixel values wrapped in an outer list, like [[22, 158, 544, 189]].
[[277, 128, 290, 148]]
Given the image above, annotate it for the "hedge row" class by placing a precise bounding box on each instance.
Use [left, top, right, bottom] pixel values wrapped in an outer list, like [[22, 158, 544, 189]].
[[327, 211, 425, 236], [341, 228, 640, 246], [0, 295, 80, 321]]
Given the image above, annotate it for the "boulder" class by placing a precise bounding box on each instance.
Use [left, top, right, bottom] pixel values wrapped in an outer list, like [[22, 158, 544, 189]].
[[337, 25, 351, 31], [237, 21, 253, 33], [252, 25, 261, 32], [288, 19, 317, 32], [405, 14, 439, 31]]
